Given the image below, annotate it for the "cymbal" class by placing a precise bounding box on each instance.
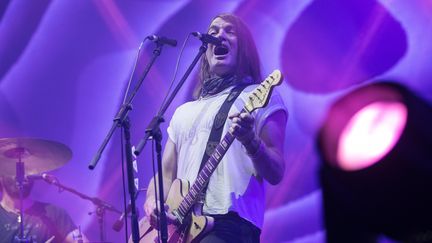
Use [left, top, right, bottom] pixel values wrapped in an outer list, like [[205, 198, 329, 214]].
[[0, 137, 72, 176]]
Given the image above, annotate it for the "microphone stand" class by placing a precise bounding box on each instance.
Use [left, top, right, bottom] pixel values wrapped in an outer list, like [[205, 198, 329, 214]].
[[88, 41, 166, 243], [88, 41, 162, 169], [134, 40, 210, 243]]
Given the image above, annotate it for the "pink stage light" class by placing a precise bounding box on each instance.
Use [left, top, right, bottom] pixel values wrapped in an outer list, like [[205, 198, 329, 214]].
[[319, 81, 432, 242], [337, 101, 407, 171]]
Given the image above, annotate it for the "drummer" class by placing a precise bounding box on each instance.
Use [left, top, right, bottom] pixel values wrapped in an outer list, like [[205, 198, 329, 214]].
[[0, 175, 88, 242]]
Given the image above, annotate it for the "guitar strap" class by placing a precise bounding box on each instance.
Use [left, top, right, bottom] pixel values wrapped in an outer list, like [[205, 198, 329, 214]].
[[197, 84, 248, 201]]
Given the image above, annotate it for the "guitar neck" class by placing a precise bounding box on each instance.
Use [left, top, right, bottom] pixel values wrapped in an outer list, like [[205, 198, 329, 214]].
[[176, 108, 248, 219]]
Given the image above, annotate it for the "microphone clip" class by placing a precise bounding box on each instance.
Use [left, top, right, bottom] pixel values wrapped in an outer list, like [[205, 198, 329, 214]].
[[191, 32, 222, 46]]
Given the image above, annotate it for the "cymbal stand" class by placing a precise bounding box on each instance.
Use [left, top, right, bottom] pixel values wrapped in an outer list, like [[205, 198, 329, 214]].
[[88, 204, 108, 242], [44, 177, 121, 243], [14, 148, 31, 243]]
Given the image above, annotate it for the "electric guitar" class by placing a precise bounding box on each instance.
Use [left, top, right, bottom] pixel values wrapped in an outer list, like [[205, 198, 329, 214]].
[[133, 70, 283, 243]]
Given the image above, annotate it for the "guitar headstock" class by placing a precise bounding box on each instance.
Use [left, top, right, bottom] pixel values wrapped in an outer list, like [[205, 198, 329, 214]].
[[245, 70, 283, 113]]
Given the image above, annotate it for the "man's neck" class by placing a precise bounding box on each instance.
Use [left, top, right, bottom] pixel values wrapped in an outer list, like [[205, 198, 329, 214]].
[[0, 193, 34, 214], [210, 72, 235, 79]]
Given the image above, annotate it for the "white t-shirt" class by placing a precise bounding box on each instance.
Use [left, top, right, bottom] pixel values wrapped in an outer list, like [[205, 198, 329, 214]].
[[167, 84, 287, 229]]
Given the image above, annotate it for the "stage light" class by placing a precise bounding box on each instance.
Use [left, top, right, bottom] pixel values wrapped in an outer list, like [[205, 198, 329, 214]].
[[318, 82, 432, 243]]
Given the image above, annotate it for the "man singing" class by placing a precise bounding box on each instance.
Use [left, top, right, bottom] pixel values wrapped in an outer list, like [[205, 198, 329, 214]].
[[144, 13, 288, 242]]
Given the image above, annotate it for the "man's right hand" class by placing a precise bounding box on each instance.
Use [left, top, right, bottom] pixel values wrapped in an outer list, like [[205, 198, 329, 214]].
[[144, 197, 161, 229], [144, 197, 177, 229], [144, 197, 158, 218]]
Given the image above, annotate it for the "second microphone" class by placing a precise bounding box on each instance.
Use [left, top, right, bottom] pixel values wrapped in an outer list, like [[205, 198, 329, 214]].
[[147, 35, 177, 47]]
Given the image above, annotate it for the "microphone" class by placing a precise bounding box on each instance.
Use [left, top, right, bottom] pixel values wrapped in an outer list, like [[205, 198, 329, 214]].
[[27, 173, 58, 184], [147, 35, 177, 47], [112, 203, 137, 232], [191, 32, 222, 46]]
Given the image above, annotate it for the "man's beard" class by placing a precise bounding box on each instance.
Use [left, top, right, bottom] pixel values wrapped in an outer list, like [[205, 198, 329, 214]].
[[1, 176, 34, 199]]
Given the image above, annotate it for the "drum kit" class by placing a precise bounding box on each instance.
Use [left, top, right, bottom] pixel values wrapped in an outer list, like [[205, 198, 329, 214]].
[[0, 137, 123, 242]]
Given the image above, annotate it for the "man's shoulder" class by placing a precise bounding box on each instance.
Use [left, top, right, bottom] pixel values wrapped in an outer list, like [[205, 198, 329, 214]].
[[174, 100, 197, 113]]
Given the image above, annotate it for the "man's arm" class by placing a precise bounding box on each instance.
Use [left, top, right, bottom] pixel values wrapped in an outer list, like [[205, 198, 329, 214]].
[[143, 138, 177, 216], [230, 110, 287, 185]]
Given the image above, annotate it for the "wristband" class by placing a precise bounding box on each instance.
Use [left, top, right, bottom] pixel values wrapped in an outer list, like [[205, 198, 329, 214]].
[[245, 136, 263, 158]]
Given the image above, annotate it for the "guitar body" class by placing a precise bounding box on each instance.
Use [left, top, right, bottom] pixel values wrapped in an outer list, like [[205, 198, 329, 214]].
[[134, 179, 214, 243]]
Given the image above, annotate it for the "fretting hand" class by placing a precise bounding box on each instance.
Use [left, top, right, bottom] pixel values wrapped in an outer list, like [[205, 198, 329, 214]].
[[229, 112, 256, 144], [229, 112, 263, 156]]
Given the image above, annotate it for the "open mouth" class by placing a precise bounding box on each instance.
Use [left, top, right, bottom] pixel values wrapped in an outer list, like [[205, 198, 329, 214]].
[[214, 44, 229, 56]]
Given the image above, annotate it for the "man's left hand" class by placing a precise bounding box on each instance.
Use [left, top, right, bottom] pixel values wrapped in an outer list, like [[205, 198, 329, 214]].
[[229, 112, 255, 144]]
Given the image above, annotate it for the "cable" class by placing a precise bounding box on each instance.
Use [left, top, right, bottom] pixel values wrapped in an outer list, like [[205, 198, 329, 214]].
[[120, 129, 129, 242], [118, 40, 147, 242], [121, 34, 192, 242], [149, 140, 163, 242], [122, 39, 148, 105], [151, 139, 161, 243], [159, 33, 193, 113], [148, 34, 192, 243]]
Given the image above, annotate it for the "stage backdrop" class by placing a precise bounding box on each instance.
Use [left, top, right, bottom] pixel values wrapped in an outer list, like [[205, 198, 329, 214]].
[[1, 0, 431, 242]]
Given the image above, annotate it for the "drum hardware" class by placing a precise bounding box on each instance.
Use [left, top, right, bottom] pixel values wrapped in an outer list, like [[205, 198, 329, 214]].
[[0, 137, 72, 243], [39, 173, 121, 243], [112, 187, 147, 232]]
